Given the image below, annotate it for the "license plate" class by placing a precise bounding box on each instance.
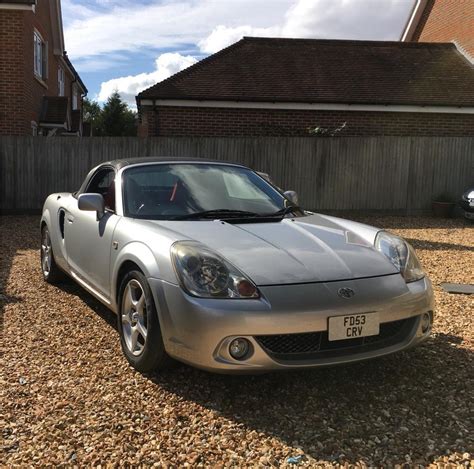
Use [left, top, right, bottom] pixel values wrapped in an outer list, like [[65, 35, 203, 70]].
[[328, 313, 380, 341]]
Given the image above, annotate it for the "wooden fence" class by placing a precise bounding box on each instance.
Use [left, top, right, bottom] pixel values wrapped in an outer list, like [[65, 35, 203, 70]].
[[0, 136, 473, 213]]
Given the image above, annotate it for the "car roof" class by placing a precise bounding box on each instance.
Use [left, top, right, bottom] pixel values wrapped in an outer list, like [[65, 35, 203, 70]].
[[101, 157, 247, 170]]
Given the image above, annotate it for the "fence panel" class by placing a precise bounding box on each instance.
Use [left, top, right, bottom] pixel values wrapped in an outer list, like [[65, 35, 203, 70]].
[[0, 136, 472, 213]]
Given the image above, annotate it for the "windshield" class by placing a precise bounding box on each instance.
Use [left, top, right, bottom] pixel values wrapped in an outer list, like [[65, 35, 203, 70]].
[[122, 163, 299, 220]]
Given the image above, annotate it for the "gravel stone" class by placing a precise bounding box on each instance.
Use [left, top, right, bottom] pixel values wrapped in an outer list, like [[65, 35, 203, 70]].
[[1, 215, 473, 467]]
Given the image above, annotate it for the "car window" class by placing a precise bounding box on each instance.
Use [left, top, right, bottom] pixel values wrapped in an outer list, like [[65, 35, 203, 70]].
[[83, 168, 116, 212], [86, 168, 115, 196], [122, 163, 290, 219], [129, 170, 176, 187]]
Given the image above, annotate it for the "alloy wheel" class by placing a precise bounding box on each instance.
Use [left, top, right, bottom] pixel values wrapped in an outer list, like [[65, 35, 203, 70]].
[[41, 230, 52, 277], [121, 279, 148, 356]]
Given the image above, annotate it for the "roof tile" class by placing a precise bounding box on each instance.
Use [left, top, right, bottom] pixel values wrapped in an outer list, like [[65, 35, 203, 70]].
[[137, 37, 474, 107]]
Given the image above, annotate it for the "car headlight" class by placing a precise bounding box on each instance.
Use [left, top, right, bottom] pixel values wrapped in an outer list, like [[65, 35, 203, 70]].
[[375, 231, 425, 283], [171, 241, 260, 298], [462, 189, 474, 201]]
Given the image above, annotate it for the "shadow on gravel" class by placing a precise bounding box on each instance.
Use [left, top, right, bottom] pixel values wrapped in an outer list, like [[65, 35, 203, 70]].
[[5, 216, 470, 465], [49, 258, 473, 465], [349, 215, 472, 231], [59, 282, 117, 330], [150, 336, 473, 465], [406, 238, 474, 252], [0, 216, 38, 333], [59, 269, 474, 464]]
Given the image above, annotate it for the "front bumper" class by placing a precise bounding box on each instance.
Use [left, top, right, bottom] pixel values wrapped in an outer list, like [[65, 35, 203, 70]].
[[148, 274, 434, 373]]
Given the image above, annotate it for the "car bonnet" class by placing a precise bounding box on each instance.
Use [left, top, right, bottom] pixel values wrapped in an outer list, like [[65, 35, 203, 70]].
[[152, 213, 399, 285]]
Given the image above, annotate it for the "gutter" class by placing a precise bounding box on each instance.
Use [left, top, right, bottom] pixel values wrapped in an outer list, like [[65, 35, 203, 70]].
[[0, 3, 36, 11], [136, 99, 474, 115], [62, 53, 88, 95], [400, 0, 429, 42]]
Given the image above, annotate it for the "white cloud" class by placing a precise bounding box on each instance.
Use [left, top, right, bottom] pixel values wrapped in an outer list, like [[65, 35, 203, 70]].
[[199, 0, 415, 53], [64, 0, 293, 60], [282, 0, 414, 39], [198, 25, 278, 54], [98, 52, 197, 106], [61, 0, 96, 24], [86, 0, 415, 107]]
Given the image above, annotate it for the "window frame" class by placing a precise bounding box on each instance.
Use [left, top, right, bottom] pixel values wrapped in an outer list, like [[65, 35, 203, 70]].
[[33, 30, 48, 81], [72, 83, 79, 110], [58, 66, 65, 96], [82, 166, 117, 213], [85, 167, 115, 194]]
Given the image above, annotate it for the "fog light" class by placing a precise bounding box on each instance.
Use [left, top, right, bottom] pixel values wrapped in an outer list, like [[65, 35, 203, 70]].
[[229, 338, 250, 360], [421, 312, 432, 333]]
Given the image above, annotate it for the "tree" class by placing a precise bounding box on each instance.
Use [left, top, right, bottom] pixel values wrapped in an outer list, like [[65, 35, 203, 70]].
[[100, 91, 137, 136], [82, 92, 137, 136], [82, 98, 102, 136]]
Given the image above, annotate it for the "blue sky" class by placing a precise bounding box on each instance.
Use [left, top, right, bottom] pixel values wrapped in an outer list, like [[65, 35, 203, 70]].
[[61, 0, 416, 107]]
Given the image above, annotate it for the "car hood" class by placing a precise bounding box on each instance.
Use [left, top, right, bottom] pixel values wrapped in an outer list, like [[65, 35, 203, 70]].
[[144, 214, 399, 285]]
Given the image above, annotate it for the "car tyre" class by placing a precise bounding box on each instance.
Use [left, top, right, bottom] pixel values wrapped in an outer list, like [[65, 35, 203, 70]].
[[41, 225, 67, 284], [118, 270, 173, 372]]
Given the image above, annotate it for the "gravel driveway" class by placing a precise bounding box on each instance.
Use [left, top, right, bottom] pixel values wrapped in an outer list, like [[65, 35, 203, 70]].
[[1, 216, 473, 467]]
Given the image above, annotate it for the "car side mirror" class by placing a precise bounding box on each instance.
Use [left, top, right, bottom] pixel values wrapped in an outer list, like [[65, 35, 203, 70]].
[[78, 193, 105, 219], [284, 190, 299, 205]]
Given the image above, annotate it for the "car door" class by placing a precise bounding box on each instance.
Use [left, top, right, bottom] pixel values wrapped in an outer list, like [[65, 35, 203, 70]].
[[64, 167, 120, 300]]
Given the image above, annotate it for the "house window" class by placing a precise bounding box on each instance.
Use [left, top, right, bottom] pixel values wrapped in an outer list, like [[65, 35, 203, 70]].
[[72, 84, 78, 110], [34, 31, 48, 80], [58, 67, 65, 96]]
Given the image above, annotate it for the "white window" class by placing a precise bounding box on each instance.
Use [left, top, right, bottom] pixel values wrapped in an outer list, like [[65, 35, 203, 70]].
[[72, 84, 78, 110], [58, 67, 65, 96], [34, 31, 47, 80]]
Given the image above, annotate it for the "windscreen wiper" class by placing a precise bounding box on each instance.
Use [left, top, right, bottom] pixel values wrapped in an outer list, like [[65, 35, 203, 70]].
[[172, 209, 262, 220], [267, 205, 302, 218]]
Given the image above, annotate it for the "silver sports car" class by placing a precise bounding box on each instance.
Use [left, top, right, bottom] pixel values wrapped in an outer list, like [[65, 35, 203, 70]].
[[40, 158, 434, 373]]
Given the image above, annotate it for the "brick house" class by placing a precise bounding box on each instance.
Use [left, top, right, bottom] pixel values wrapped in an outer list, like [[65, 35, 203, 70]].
[[0, 0, 88, 136], [401, 0, 474, 59], [136, 37, 474, 138]]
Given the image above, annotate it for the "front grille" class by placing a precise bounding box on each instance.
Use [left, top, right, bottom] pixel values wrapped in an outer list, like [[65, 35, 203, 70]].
[[254, 317, 417, 362], [255, 332, 323, 355]]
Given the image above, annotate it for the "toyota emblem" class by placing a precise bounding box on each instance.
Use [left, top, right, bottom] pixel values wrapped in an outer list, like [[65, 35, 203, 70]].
[[338, 287, 355, 299]]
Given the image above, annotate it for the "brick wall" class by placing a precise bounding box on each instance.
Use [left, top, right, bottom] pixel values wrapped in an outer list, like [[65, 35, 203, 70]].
[[412, 0, 474, 58], [23, 0, 78, 130], [137, 107, 157, 137], [0, 0, 81, 136], [0, 10, 27, 135], [139, 106, 474, 137]]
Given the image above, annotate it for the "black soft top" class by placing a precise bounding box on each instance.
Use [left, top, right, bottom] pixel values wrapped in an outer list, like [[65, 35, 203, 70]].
[[102, 157, 245, 170]]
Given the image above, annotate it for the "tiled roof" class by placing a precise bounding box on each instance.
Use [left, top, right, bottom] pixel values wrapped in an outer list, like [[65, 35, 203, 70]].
[[137, 37, 474, 107], [39, 97, 68, 126], [63, 52, 88, 94]]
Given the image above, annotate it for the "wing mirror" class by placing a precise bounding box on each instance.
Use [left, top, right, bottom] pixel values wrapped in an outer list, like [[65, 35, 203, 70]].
[[284, 190, 299, 205], [78, 193, 105, 218]]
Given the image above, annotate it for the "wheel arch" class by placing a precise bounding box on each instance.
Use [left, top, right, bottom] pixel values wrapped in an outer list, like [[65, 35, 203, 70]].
[[116, 260, 143, 296], [112, 242, 161, 311], [40, 209, 52, 232]]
